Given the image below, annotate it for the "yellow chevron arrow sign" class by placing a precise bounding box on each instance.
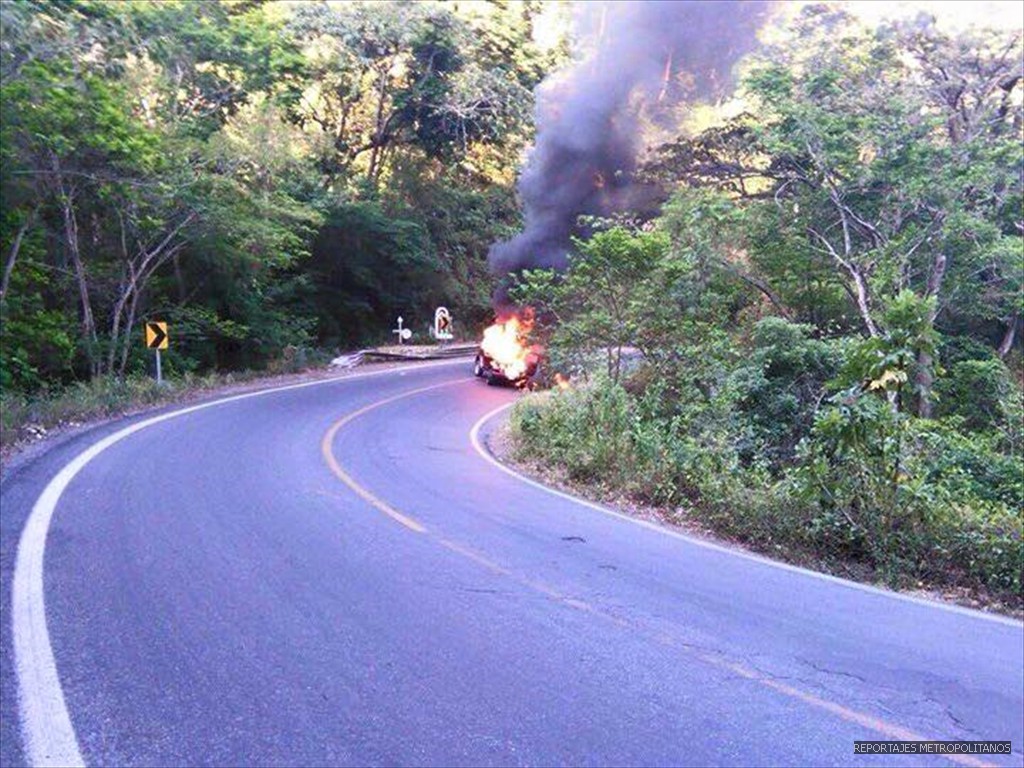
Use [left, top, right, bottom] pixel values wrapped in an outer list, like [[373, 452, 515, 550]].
[[144, 321, 168, 350]]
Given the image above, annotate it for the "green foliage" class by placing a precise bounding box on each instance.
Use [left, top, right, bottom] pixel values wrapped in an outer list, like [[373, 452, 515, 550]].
[[832, 290, 940, 411], [513, 373, 1023, 601], [385, 163, 520, 328], [513, 223, 736, 389], [792, 398, 1022, 594], [649, 9, 1022, 379], [513, 226, 669, 380], [287, 0, 539, 182], [936, 358, 1014, 432], [0, 209, 75, 389], [307, 200, 439, 347], [14, 55, 165, 175], [127, 0, 307, 137], [511, 377, 739, 508], [2, 0, 551, 393], [0, 288, 76, 390], [729, 318, 840, 467]]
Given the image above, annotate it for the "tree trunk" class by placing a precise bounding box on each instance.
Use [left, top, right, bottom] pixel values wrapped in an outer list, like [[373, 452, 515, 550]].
[[118, 288, 142, 376], [915, 251, 948, 418], [808, 224, 880, 338], [998, 313, 1019, 359], [55, 163, 99, 377], [367, 67, 389, 183], [107, 268, 138, 376], [173, 251, 186, 302], [657, 49, 673, 103], [107, 291, 128, 375], [915, 351, 935, 418], [850, 266, 879, 338], [1, 206, 37, 304]]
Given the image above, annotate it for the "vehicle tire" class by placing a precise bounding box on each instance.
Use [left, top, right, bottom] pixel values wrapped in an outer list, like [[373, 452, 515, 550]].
[[473, 356, 484, 377]]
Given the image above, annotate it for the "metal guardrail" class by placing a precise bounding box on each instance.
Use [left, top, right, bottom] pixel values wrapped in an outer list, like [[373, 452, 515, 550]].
[[330, 344, 477, 369]]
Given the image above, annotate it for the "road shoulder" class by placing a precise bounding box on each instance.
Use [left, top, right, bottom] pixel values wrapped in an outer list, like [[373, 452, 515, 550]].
[[477, 408, 1024, 623]]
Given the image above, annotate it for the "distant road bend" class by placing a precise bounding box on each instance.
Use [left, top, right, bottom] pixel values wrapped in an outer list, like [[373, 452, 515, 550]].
[[2, 360, 1021, 767]]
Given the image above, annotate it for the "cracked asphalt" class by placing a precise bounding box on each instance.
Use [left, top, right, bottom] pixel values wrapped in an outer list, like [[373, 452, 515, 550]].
[[1, 361, 1021, 766]]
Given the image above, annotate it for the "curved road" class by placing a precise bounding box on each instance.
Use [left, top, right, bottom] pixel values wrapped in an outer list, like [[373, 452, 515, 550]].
[[1, 360, 1021, 767]]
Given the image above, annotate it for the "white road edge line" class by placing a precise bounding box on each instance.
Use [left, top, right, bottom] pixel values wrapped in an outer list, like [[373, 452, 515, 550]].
[[12, 358, 469, 768], [469, 400, 1024, 630]]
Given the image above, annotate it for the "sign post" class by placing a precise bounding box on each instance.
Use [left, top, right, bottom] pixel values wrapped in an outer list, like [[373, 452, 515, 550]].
[[433, 307, 453, 341], [393, 316, 412, 345], [144, 321, 168, 383]]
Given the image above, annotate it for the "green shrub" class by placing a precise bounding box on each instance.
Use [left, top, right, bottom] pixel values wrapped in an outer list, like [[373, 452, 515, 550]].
[[511, 380, 635, 486], [1, 375, 168, 447], [510, 375, 1023, 603], [935, 358, 1013, 432], [940, 335, 998, 367], [793, 392, 1023, 595], [729, 317, 840, 468]]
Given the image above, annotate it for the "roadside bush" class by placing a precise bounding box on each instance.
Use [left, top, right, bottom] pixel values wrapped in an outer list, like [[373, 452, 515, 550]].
[[0, 367, 288, 450], [510, 374, 1023, 604], [935, 357, 1013, 432], [511, 380, 634, 487], [792, 392, 1023, 595], [729, 317, 840, 468]]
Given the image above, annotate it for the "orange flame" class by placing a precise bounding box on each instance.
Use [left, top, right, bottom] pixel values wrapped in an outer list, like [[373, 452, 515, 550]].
[[480, 314, 540, 382], [554, 372, 570, 390]]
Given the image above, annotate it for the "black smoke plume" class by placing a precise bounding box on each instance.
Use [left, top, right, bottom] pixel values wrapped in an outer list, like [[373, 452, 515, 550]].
[[489, 0, 774, 306]]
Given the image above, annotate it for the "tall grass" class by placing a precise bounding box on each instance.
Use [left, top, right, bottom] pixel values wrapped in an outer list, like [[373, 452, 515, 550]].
[[1, 371, 261, 449], [1, 343, 339, 450]]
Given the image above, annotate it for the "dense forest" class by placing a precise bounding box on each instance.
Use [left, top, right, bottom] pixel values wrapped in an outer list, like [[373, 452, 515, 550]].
[[1, 2, 1021, 601], [1, 0, 566, 388], [507, 5, 1023, 604]]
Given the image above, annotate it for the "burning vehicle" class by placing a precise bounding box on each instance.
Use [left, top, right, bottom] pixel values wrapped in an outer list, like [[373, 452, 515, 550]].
[[473, 315, 541, 387]]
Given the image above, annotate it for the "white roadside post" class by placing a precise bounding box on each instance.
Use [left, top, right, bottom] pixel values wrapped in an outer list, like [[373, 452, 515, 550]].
[[393, 316, 412, 344]]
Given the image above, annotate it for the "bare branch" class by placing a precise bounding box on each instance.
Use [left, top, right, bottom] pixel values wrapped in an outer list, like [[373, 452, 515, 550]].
[[808, 226, 879, 337]]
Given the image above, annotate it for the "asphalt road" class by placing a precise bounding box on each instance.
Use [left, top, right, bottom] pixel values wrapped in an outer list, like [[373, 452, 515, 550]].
[[1, 360, 1021, 767]]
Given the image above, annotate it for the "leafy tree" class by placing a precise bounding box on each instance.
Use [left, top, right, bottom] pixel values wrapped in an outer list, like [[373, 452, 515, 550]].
[[647, 8, 1023, 415], [307, 200, 438, 347], [384, 160, 521, 328], [0, 0, 557, 391], [289, 0, 535, 185], [514, 226, 673, 382], [2, 56, 166, 375]]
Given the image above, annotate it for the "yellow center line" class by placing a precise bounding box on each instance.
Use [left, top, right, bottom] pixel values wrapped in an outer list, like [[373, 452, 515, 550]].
[[320, 378, 470, 533], [320, 382, 994, 768]]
